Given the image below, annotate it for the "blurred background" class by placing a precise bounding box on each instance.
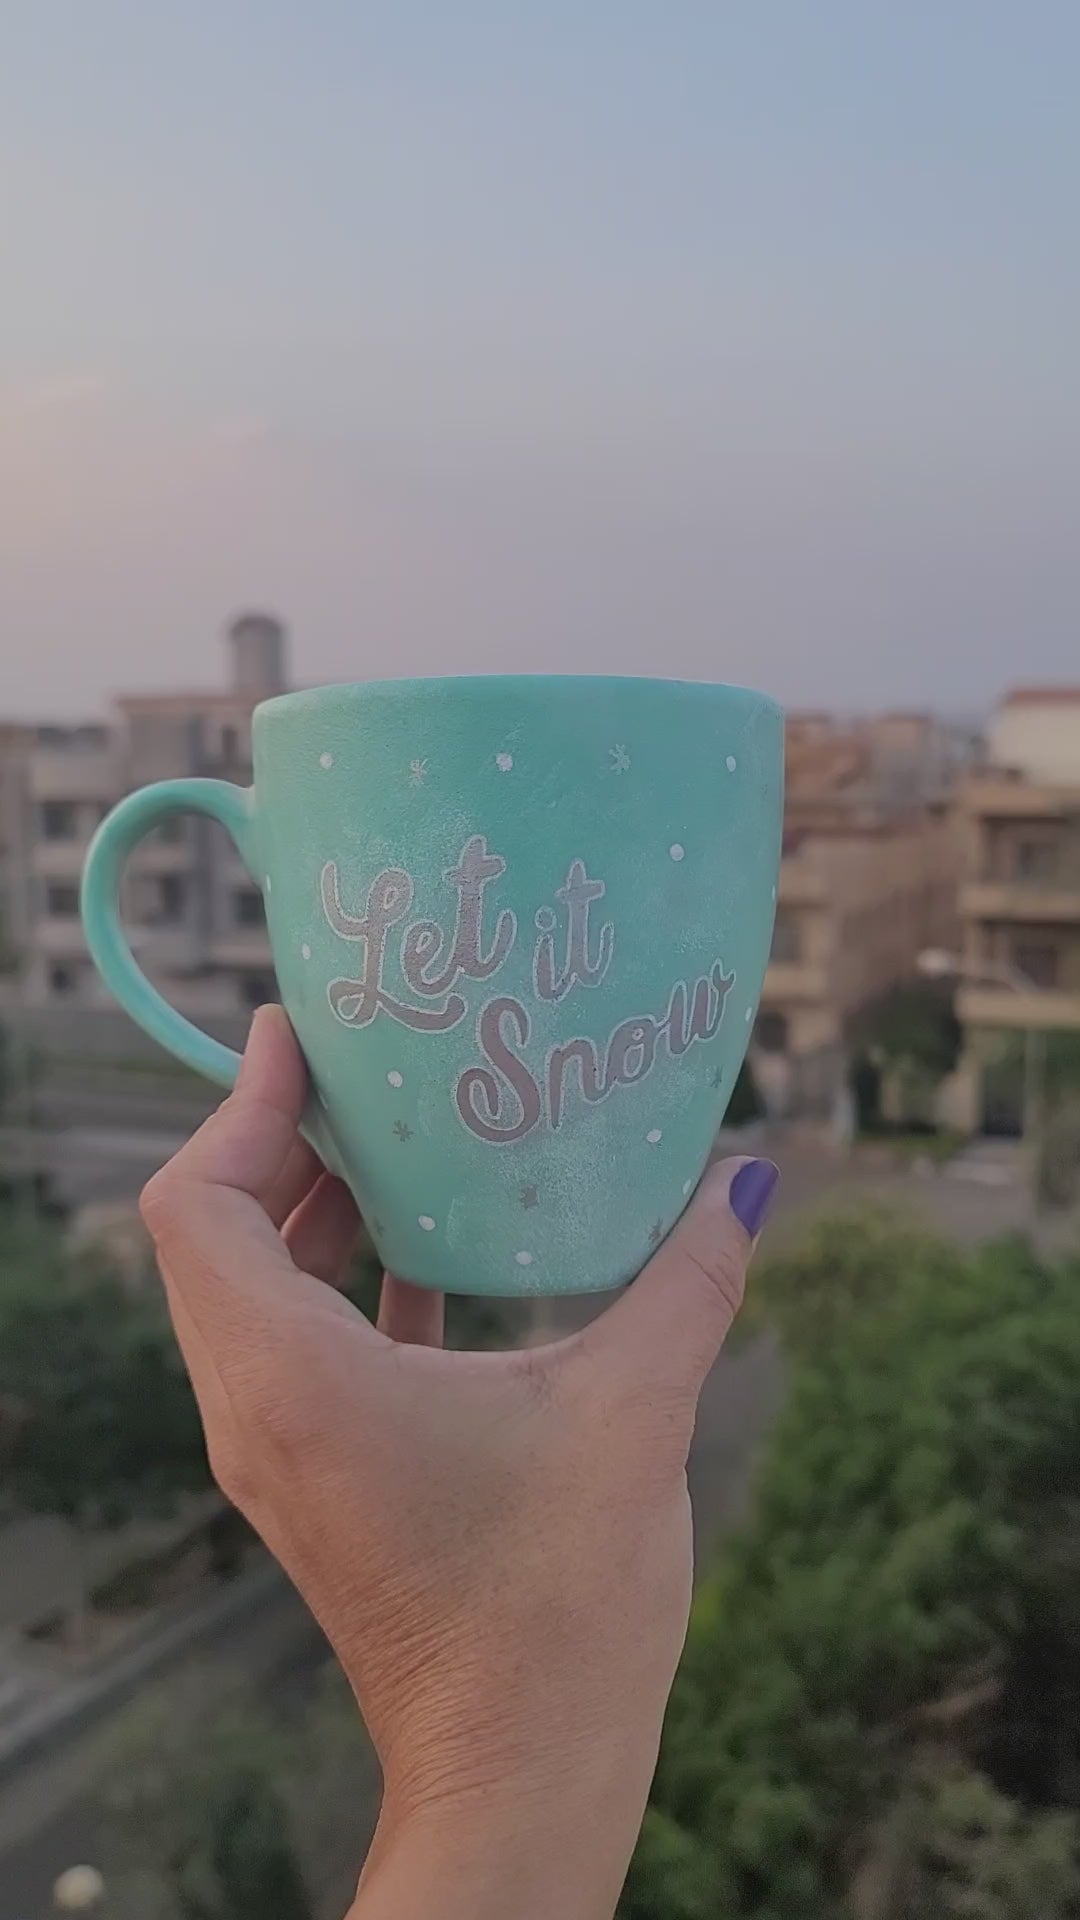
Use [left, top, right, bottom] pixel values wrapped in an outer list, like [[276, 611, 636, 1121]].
[[1, 3, 1078, 1914]]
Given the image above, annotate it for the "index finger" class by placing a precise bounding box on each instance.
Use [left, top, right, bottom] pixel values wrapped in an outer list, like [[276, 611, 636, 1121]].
[[140, 1008, 369, 1340]]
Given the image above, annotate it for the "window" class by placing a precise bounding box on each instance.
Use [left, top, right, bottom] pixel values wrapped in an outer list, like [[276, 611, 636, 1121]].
[[48, 962, 76, 995], [771, 910, 801, 963], [755, 1012, 790, 1055], [153, 874, 187, 923], [1013, 943, 1060, 988], [158, 813, 185, 844], [44, 882, 80, 917], [240, 972, 276, 1009], [233, 887, 264, 928], [40, 800, 78, 841], [221, 724, 240, 762], [1015, 839, 1059, 883]]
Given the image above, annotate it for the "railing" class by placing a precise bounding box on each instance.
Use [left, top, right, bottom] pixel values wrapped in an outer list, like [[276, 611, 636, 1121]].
[[957, 982, 1080, 1031], [761, 959, 830, 1003], [962, 879, 1080, 923]]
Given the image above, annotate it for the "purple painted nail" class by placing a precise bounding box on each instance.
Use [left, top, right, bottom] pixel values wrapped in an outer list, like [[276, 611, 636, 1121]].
[[729, 1159, 780, 1239]]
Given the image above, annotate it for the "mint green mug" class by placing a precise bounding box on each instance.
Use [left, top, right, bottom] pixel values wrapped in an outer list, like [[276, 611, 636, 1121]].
[[82, 676, 783, 1296]]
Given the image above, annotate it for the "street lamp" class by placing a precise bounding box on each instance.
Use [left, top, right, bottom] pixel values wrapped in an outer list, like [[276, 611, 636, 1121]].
[[53, 1865, 106, 1911], [917, 948, 1046, 1144]]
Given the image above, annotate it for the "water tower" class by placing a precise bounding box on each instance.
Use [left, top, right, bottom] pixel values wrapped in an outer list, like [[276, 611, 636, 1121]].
[[227, 612, 288, 698]]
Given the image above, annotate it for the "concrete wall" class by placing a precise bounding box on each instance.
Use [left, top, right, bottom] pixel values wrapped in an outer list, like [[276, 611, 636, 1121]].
[[990, 701, 1080, 785]]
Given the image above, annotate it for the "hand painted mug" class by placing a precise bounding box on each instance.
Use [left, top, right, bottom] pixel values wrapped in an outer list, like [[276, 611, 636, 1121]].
[[82, 676, 783, 1296]]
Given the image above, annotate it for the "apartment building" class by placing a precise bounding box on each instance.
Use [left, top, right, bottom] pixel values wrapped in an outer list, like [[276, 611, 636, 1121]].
[[0, 614, 285, 1017], [947, 689, 1080, 1134], [752, 719, 962, 1119]]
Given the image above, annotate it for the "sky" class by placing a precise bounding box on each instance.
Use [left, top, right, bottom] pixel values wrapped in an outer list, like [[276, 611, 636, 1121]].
[[1, 1, 1078, 718]]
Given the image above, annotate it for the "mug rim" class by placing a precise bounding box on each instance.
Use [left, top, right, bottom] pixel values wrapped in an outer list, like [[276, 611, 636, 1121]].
[[255, 673, 783, 724]]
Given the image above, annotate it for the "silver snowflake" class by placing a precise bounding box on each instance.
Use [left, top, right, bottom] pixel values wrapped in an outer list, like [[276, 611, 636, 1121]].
[[608, 744, 631, 774], [408, 758, 429, 786]]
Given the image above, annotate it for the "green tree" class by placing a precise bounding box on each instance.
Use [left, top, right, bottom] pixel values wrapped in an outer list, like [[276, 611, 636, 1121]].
[[101, 1706, 314, 1920], [175, 1763, 312, 1920], [884, 1767, 1080, 1919], [855, 982, 961, 1084], [626, 1212, 1080, 1919], [97, 1668, 375, 1920], [0, 1208, 209, 1528]]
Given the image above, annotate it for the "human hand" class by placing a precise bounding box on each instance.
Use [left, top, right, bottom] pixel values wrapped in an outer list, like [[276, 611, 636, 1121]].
[[140, 1005, 778, 1920]]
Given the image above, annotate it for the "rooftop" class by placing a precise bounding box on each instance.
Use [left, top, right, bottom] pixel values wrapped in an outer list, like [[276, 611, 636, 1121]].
[[1001, 686, 1080, 708], [116, 690, 261, 713]]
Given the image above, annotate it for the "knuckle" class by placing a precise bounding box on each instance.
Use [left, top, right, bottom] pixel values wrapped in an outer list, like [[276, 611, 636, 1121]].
[[138, 1168, 177, 1241], [205, 1429, 256, 1512], [685, 1234, 747, 1322]]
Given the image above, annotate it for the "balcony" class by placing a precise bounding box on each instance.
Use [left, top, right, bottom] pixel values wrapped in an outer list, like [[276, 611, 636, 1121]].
[[31, 839, 89, 880], [34, 916, 89, 959], [957, 983, 1080, 1033], [961, 879, 1080, 925], [136, 925, 204, 973], [208, 932, 273, 970], [963, 776, 1080, 821], [29, 749, 118, 803], [129, 839, 193, 876], [760, 959, 831, 1006]]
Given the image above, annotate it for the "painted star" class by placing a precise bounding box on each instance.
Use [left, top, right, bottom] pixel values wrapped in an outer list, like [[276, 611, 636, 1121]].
[[711, 1066, 724, 1089], [393, 1121, 413, 1143], [408, 758, 429, 786], [520, 1184, 539, 1210], [608, 744, 631, 774], [370, 1217, 385, 1239], [648, 1219, 664, 1248]]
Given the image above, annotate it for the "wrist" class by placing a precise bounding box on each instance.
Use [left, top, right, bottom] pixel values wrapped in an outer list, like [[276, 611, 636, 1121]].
[[350, 1741, 657, 1920]]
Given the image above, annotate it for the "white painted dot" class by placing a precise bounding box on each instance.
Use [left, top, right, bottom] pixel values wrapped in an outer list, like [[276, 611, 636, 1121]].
[[745, 1006, 754, 1023], [771, 884, 777, 901], [647, 1128, 663, 1144], [418, 1214, 436, 1232], [496, 751, 514, 773], [301, 942, 311, 960], [265, 874, 272, 894], [515, 1250, 533, 1267], [669, 843, 685, 862], [387, 1069, 403, 1089], [726, 754, 737, 773], [320, 751, 334, 770], [682, 1178, 693, 1196]]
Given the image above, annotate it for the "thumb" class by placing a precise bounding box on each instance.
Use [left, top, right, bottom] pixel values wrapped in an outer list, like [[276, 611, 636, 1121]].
[[589, 1157, 780, 1395], [140, 1004, 310, 1308]]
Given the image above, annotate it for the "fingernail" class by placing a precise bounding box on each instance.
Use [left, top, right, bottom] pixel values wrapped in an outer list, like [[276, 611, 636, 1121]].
[[237, 1002, 277, 1085], [729, 1159, 780, 1239]]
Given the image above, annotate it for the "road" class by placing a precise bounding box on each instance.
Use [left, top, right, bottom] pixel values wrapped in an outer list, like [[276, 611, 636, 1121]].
[[0, 1571, 327, 1920]]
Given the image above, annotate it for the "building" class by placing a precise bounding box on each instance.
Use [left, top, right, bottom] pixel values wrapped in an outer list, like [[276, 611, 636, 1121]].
[[0, 614, 287, 1017], [947, 688, 1080, 1135], [751, 717, 963, 1120]]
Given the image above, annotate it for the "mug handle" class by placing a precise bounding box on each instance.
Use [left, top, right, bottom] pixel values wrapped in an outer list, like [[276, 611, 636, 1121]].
[[81, 778, 258, 1090], [83, 779, 344, 1177]]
